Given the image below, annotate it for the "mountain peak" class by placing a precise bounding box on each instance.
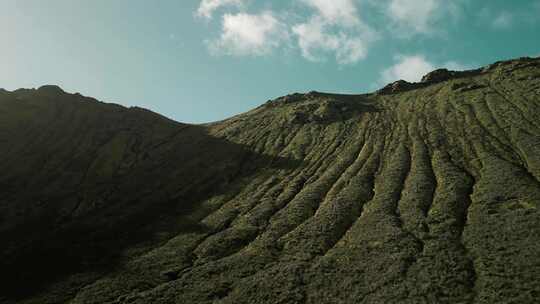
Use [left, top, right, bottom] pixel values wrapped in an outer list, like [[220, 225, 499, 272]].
[[377, 56, 540, 95], [37, 84, 65, 94]]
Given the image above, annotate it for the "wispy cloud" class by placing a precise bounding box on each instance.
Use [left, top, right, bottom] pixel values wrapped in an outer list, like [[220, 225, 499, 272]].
[[479, 2, 540, 31], [200, 0, 376, 65], [299, 0, 361, 27], [208, 11, 288, 56], [196, 0, 244, 19], [385, 0, 440, 34], [380, 54, 470, 84], [292, 0, 376, 64], [292, 17, 369, 64], [373, 0, 465, 36], [492, 12, 513, 29], [292, 17, 340, 62], [196, 0, 468, 65]]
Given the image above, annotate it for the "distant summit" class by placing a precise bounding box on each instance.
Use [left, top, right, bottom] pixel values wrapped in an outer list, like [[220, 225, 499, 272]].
[[37, 84, 65, 94], [379, 56, 539, 94]]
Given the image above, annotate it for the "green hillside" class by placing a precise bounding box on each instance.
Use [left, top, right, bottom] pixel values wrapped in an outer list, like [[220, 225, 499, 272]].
[[1, 57, 539, 304]]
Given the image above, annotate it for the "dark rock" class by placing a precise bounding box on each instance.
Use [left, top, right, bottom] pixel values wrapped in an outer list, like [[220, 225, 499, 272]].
[[377, 80, 421, 94], [459, 84, 487, 92], [279, 93, 304, 104], [37, 85, 65, 95], [161, 270, 180, 281], [421, 68, 454, 83], [451, 82, 468, 91]]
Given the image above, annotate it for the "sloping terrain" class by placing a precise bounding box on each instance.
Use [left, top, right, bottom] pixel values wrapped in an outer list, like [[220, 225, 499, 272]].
[[1, 57, 539, 304]]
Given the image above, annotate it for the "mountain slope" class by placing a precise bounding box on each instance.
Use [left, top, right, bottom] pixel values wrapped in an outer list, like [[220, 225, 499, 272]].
[[1, 57, 540, 304]]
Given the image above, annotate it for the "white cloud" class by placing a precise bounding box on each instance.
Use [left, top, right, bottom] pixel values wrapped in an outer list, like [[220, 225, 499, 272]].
[[337, 36, 368, 64], [380, 55, 469, 84], [300, 0, 360, 27], [199, 0, 373, 63], [292, 18, 367, 64], [196, 0, 244, 19], [293, 18, 339, 61], [208, 12, 288, 56], [292, 0, 375, 64], [386, 0, 440, 33], [381, 55, 435, 83]]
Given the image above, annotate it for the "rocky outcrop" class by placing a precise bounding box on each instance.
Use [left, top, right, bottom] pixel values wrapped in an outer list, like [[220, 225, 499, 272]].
[[377, 79, 422, 94]]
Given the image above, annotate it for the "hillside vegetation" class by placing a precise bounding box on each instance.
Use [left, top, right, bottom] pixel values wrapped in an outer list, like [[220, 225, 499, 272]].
[[1, 57, 539, 304]]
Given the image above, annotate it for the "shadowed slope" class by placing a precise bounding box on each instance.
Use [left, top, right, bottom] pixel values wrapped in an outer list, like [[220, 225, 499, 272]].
[[0, 87, 302, 301], [1, 57, 540, 304]]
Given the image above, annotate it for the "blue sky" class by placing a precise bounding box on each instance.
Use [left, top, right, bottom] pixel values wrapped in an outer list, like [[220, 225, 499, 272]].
[[1, 0, 540, 123]]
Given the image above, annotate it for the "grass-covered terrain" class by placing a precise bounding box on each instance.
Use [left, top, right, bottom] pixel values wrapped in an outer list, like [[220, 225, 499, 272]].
[[1, 57, 539, 303]]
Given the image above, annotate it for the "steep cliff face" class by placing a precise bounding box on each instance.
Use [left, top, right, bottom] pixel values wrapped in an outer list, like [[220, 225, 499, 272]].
[[1, 57, 539, 304]]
